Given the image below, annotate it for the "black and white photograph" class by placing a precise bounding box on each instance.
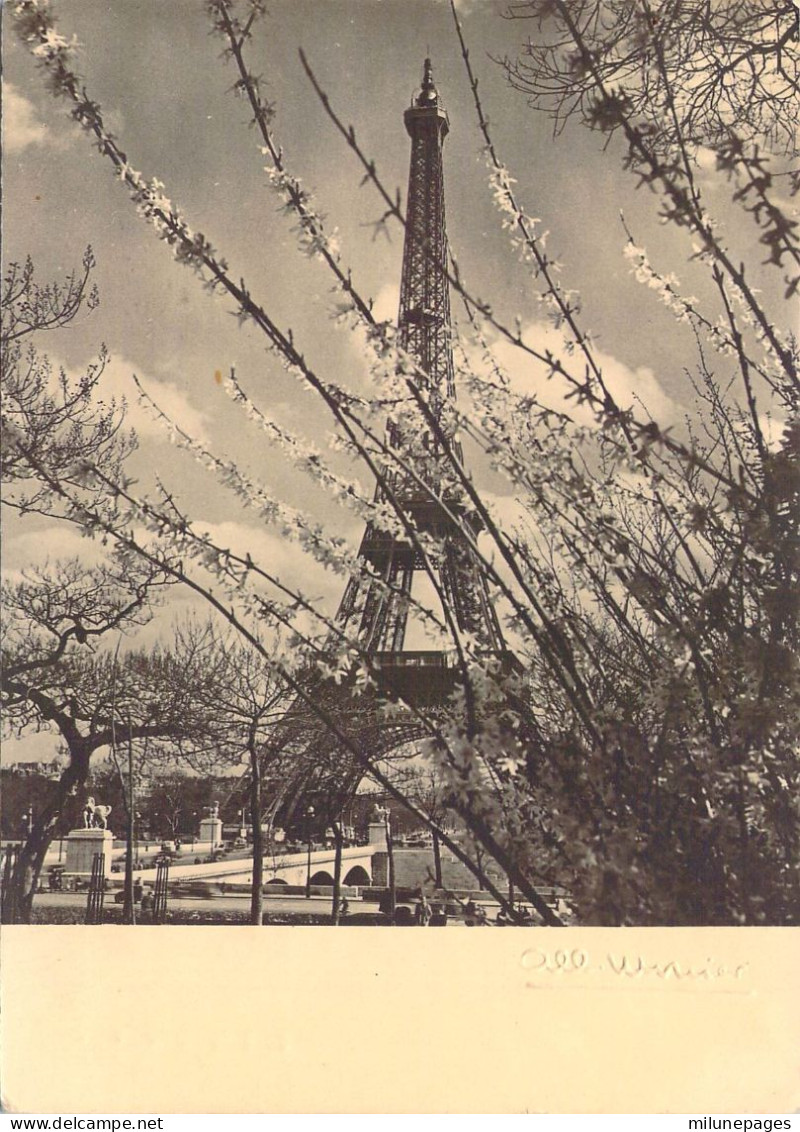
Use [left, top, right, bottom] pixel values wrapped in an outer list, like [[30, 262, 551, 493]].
[[1, 0, 799, 1115]]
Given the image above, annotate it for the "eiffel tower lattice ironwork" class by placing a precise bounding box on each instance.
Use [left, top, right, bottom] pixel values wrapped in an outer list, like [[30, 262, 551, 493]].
[[333, 57, 506, 707], [263, 60, 512, 828]]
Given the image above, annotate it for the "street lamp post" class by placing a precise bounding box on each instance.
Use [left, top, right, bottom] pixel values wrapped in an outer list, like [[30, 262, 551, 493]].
[[305, 805, 315, 899], [384, 808, 396, 916]]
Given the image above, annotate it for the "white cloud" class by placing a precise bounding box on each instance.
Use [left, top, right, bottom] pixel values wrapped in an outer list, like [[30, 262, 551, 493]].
[[372, 283, 400, 324], [51, 514, 349, 661], [758, 412, 788, 453], [1, 524, 110, 580], [113, 516, 351, 652], [113, 588, 215, 652], [66, 354, 211, 445], [2, 505, 351, 653], [338, 281, 400, 395], [695, 146, 718, 173], [1, 82, 73, 154], [3, 83, 49, 153], [196, 519, 346, 610], [489, 319, 681, 431]]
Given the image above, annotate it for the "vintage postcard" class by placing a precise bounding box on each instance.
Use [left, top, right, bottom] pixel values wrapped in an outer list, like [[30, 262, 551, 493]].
[[2, 0, 798, 1114]]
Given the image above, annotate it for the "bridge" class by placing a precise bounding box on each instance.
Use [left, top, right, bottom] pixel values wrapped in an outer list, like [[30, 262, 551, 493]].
[[132, 844, 378, 889]]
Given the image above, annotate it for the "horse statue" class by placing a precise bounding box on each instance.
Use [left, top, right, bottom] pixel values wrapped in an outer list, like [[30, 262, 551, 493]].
[[82, 797, 112, 830], [92, 804, 112, 830], [83, 797, 96, 828]]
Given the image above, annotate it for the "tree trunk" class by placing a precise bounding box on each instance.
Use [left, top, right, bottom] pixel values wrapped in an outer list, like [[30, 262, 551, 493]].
[[332, 820, 343, 924], [3, 751, 87, 923], [249, 743, 264, 926], [432, 829, 443, 889], [476, 846, 486, 890]]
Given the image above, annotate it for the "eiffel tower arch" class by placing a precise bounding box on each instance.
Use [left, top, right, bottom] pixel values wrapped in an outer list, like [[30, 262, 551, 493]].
[[266, 60, 514, 830]]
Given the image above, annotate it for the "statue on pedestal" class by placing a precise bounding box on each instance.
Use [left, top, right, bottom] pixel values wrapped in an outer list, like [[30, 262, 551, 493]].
[[82, 796, 112, 830]]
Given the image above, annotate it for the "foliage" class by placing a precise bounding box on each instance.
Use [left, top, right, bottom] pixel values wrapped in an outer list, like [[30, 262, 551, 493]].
[[500, 0, 800, 300], [0, 768, 65, 840], [6, 0, 799, 924], [0, 557, 226, 920], [2, 252, 136, 513], [135, 772, 216, 840], [1, 253, 241, 921], [501, 0, 800, 157], [162, 620, 299, 924]]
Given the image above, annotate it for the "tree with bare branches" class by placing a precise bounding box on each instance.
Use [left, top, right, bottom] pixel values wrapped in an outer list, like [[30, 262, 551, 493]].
[[1, 558, 191, 921], [165, 621, 300, 925], [502, 0, 799, 156], [2, 252, 135, 512]]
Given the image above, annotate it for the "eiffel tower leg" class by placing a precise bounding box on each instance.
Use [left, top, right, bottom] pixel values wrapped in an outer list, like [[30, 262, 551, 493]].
[[386, 565, 413, 652], [440, 537, 503, 649]]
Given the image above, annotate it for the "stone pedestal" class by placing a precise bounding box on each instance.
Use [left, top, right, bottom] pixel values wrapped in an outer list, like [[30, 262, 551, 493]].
[[65, 828, 114, 876], [368, 821, 387, 850], [371, 851, 388, 887], [199, 816, 222, 849]]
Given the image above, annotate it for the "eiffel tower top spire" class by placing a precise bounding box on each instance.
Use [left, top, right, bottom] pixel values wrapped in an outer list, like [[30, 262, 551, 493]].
[[410, 57, 446, 116]]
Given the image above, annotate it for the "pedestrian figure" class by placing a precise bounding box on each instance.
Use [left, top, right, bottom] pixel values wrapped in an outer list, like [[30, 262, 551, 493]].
[[339, 896, 349, 919], [133, 877, 143, 903]]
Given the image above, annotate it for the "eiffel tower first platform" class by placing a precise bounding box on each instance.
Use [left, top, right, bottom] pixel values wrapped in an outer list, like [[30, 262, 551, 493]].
[[266, 60, 514, 826]]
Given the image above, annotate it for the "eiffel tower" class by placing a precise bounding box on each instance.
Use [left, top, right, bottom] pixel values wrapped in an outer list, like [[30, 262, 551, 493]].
[[334, 57, 505, 706], [266, 60, 511, 829]]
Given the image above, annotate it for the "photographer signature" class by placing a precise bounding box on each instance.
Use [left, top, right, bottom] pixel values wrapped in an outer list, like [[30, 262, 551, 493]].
[[522, 947, 749, 989]]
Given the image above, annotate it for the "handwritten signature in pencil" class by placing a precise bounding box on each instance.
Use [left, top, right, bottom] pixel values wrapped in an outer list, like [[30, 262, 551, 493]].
[[522, 947, 749, 985]]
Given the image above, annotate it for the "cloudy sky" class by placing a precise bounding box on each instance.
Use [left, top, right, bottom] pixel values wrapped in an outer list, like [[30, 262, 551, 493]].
[[2, 0, 787, 762]]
